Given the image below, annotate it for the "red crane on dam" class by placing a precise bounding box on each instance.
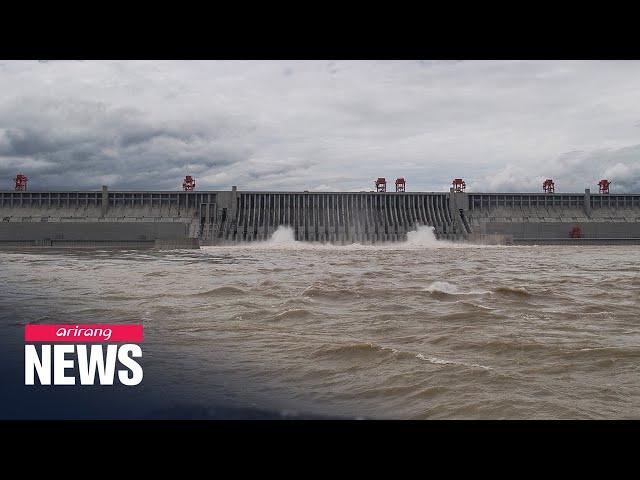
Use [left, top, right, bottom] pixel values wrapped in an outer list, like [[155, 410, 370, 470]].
[[452, 178, 466, 192], [395, 178, 406, 192], [14, 173, 28, 191], [598, 179, 611, 194], [375, 177, 387, 192], [543, 179, 555, 193], [182, 175, 196, 191]]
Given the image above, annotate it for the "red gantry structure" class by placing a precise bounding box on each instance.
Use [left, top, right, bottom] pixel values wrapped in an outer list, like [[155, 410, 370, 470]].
[[375, 177, 387, 192], [543, 179, 555, 193], [182, 175, 196, 191], [14, 173, 28, 191], [452, 178, 466, 192], [598, 179, 611, 194], [395, 177, 406, 192]]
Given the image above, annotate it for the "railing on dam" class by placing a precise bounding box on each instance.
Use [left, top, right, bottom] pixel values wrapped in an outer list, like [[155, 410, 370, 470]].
[[107, 192, 215, 209], [468, 192, 640, 210], [589, 194, 640, 209], [0, 191, 215, 209], [468, 193, 586, 209], [0, 191, 103, 208]]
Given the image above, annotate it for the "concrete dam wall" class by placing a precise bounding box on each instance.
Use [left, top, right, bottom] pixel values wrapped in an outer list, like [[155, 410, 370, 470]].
[[464, 191, 640, 244], [1, 187, 639, 247], [0, 188, 200, 248], [0, 188, 462, 247]]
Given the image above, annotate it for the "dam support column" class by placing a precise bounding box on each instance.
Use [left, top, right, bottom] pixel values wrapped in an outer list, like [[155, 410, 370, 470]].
[[231, 185, 238, 241], [449, 188, 470, 237], [231, 186, 238, 221], [101, 185, 108, 218], [584, 188, 591, 217]]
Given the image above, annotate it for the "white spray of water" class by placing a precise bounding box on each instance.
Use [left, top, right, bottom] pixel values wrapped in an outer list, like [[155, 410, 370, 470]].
[[207, 225, 489, 250], [405, 226, 460, 248], [265, 226, 298, 246], [260, 225, 453, 250]]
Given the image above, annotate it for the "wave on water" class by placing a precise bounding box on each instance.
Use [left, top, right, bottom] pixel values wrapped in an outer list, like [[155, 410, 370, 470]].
[[423, 282, 533, 298], [425, 281, 462, 295], [269, 308, 314, 321], [191, 285, 247, 296], [301, 284, 361, 300], [415, 353, 493, 371], [312, 342, 399, 359], [423, 281, 533, 299], [424, 281, 490, 297], [312, 341, 494, 372], [493, 286, 530, 297]]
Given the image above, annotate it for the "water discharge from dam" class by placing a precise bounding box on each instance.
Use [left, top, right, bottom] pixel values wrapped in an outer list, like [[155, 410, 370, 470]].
[[266, 225, 298, 246], [2, 239, 639, 419], [229, 225, 464, 250]]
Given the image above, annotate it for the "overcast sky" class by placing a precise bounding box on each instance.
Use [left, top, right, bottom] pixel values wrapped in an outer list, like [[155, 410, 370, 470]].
[[1, 60, 639, 193]]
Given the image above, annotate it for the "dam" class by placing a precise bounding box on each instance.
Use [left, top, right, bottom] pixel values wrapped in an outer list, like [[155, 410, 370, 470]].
[[1, 185, 640, 248]]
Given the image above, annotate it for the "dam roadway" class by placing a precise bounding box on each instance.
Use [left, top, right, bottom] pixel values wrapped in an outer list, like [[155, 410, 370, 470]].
[[1, 186, 640, 248]]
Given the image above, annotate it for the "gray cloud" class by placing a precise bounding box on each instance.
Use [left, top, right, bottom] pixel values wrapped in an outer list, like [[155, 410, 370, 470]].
[[480, 145, 640, 193], [1, 60, 640, 192], [0, 95, 253, 189]]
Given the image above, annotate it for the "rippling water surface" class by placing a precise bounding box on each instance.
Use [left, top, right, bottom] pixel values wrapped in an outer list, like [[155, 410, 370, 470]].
[[1, 227, 639, 419]]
